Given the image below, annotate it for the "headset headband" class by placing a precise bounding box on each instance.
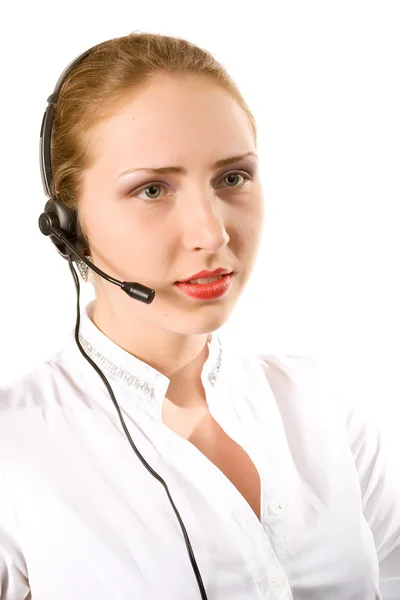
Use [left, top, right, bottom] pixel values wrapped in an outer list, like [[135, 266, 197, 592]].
[[39, 44, 103, 199]]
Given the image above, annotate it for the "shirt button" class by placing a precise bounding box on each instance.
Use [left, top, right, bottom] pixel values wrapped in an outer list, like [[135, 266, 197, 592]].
[[268, 498, 284, 516], [271, 576, 285, 592]]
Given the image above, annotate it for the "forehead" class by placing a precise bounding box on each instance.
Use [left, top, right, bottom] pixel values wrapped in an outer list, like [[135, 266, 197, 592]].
[[88, 74, 255, 167]]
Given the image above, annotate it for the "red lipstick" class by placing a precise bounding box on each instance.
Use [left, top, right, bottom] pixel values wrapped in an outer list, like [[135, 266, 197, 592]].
[[174, 269, 233, 300], [177, 268, 231, 283]]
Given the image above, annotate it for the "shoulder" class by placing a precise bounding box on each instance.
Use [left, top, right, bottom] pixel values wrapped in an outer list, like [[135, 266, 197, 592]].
[[0, 349, 65, 413], [256, 350, 377, 434], [0, 343, 88, 489], [0, 344, 78, 446], [256, 351, 330, 394], [221, 332, 328, 396], [253, 350, 354, 426]]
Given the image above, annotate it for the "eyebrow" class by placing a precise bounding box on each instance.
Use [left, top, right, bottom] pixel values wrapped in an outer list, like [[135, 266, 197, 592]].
[[117, 152, 258, 179]]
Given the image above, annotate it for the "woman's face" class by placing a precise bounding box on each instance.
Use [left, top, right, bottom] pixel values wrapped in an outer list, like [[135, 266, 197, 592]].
[[79, 73, 265, 335]]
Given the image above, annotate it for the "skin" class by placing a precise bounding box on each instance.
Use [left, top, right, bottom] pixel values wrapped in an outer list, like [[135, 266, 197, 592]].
[[78, 72, 265, 407]]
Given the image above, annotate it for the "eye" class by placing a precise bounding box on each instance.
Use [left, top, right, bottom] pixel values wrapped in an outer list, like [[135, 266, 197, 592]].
[[126, 181, 169, 202], [135, 183, 165, 201], [218, 171, 252, 189]]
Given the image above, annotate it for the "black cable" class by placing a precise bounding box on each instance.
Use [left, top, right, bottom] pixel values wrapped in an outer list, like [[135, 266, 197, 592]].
[[67, 257, 208, 599]]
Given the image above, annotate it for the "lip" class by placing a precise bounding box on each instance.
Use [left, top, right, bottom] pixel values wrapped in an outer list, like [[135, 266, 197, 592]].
[[176, 268, 232, 283], [174, 273, 234, 300]]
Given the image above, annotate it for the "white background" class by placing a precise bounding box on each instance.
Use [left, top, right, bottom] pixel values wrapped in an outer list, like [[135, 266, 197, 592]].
[[0, 2, 399, 468]]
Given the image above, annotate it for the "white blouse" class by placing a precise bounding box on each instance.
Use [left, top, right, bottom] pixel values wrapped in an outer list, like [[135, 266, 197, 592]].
[[0, 301, 399, 600]]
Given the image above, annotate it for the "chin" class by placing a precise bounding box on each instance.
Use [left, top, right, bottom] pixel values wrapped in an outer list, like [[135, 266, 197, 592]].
[[175, 306, 234, 335]]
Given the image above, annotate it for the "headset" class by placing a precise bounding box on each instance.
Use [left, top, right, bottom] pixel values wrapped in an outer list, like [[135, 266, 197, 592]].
[[38, 41, 208, 600]]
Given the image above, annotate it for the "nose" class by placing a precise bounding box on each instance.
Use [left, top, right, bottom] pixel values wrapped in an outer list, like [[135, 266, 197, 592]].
[[179, 190, 230, 253]]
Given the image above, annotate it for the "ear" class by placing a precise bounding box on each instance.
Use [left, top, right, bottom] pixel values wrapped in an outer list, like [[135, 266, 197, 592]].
[[75, 214, 91, 257]]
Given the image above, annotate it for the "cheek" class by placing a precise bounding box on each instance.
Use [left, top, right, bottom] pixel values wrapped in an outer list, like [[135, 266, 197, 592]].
[[89, 210, 176, 276], [230, 196, 264, 242], [228, 212, 264, 269]]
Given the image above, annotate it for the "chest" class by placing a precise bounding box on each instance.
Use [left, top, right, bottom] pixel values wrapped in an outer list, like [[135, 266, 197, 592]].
[[161, 401, 261, 521]]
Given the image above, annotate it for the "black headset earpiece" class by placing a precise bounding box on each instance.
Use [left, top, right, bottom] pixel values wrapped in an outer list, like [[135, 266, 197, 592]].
[[38, 197, 86, 260]]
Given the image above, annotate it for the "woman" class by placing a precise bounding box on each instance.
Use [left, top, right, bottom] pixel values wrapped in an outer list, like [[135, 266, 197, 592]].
[[0, 32, 399, 600]]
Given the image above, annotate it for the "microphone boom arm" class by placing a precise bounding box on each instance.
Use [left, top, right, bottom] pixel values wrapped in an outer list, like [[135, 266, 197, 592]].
[[38, 213, 155, 304]]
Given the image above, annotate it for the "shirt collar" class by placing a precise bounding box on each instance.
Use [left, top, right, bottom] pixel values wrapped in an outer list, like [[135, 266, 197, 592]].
[[71, 301, 224, 415]]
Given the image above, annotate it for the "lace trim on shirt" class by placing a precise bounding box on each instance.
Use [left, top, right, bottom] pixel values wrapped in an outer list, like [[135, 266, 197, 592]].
[[77, 333, 223, 399]]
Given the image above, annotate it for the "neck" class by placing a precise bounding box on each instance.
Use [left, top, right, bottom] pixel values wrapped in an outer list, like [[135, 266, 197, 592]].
[[90, 298, 210, 400]]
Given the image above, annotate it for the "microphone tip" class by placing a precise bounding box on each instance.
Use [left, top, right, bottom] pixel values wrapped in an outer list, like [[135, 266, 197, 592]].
[[121, 282, 155, 304]]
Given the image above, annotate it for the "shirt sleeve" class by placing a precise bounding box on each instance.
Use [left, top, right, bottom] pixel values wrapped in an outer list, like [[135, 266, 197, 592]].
[[0, 462, 30, 599], [344, 392, 400, 600]]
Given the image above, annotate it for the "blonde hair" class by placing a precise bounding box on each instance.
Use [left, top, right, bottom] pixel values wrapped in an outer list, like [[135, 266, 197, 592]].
[[51, 31, 258, 248]]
